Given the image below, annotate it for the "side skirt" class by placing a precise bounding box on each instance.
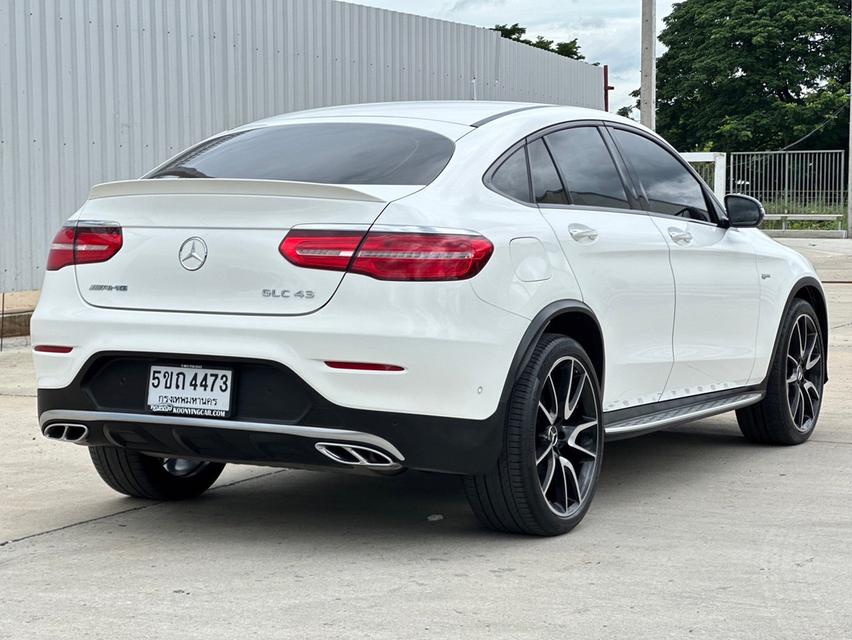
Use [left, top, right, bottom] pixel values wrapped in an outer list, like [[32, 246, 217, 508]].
[[603, 388, 765, 441]]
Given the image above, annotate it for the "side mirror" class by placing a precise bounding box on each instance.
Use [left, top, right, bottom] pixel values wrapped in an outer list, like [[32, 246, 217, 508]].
[[725, 194, 765, 228]]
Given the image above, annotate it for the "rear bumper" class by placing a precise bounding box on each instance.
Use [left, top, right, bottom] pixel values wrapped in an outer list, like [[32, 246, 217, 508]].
[[37, 352, 506, 475], [32, 267, 528, 422]]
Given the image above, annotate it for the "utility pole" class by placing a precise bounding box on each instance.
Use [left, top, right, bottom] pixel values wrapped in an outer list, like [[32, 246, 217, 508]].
[[640, 0, 656, 129], [847, 11, 851, 238]]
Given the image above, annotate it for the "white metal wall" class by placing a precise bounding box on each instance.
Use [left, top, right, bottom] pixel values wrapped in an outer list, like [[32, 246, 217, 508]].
[[0, 0, 605, 292]]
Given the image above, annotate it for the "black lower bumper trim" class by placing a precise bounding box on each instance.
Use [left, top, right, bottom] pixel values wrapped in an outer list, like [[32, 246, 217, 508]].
[[38, 352, 506, 475]]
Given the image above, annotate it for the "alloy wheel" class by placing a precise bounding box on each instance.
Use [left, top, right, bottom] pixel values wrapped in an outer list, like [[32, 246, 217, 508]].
[[786, 314, 824, 433], [535, 356, 600, 517]]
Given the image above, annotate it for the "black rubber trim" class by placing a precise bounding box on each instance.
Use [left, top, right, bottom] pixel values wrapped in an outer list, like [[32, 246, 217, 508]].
[[762, 276, 829, 384], [503, 300, 604, 386], [470, 105, 551, 128]]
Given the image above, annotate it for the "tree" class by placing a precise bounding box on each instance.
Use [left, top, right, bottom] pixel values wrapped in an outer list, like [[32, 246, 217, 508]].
[[655, 0, 850, 151], [492, 23, 586, 60], [617, 89, 641, 119]]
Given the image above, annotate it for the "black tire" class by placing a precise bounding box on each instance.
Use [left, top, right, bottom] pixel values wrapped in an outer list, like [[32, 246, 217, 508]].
[[737, 298, 825, 445], [89, 446, 225, 500], [463, 334, 604, 536]]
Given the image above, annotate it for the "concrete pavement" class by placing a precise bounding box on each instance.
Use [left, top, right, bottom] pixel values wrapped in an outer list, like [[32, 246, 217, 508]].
[[1, 240, 851, 639]]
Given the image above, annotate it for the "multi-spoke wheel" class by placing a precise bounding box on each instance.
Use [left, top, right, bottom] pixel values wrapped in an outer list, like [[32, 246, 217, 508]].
[[90, 446, 225, 500], [535, 357, 600, 517], [464, 334, 604, 535], [737, 299, 826, 445], [784, 313, 823, 432]]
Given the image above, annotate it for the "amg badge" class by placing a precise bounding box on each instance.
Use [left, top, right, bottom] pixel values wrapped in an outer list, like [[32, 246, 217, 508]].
[[89, 284, 128, 292]]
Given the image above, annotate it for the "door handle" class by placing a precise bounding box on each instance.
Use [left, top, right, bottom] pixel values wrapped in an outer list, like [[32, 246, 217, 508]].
[[667, 227, 693, 246], [568, 224, 599, 243]]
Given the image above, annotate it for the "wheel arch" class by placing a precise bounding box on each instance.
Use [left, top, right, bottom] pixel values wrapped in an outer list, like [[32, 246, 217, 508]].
[[506, 300, 605, 392], [767, 276, 829, 384]]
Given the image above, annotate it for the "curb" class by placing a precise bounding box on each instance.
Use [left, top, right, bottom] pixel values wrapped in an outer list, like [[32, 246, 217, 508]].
[[0, 311, 32, 338]]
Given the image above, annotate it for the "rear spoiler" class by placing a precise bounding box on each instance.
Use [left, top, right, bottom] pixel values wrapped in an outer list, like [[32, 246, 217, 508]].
[[87, 179, 385, 203]]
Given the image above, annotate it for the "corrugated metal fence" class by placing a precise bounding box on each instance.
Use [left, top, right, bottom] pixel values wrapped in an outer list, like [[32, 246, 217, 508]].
[[0, 0, 604, 292]]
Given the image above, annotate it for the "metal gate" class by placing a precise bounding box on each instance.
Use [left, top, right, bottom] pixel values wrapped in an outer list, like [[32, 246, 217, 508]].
[[728, 151, 847, 231]]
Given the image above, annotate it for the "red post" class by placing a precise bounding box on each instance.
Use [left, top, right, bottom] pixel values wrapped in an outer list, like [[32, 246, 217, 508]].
[[603, 65, 615, 112]]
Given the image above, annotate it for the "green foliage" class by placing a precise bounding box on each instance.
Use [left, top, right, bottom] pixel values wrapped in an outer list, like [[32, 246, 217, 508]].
[[655, 0, 850, 151], [617, 89, 641, 119], [492, 23, 585, 60]]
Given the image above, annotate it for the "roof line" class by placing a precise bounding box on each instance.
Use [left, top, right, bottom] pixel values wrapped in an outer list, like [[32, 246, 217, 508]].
[[470, 104, 553, 128]]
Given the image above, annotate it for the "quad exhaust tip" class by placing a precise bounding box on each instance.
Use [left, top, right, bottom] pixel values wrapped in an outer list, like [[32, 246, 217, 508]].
[[42, 423, 89, 444], [315, 442, 400, 470]]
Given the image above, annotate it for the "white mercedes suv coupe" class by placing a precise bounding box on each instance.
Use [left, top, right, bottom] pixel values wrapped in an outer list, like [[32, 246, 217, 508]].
[[32, 101, 827, 536]]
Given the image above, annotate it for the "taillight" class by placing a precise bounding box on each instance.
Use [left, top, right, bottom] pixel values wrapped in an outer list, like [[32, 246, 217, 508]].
[[351, 232, 493, 281], [279, 229, 364, 271], [46, 223, 123, 271], [279, 228, 493, 281]]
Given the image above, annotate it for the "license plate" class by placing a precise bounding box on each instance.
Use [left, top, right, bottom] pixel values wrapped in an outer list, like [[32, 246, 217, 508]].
[[146, 365, 233, 418]]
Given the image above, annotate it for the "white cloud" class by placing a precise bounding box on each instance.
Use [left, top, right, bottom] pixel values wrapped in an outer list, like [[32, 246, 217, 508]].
[[339, 0, 675, 110]]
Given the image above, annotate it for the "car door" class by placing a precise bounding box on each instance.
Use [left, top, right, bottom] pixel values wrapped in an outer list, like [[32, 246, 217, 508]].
[[532, 124, 676, 413], [607, 126, 760, 401]]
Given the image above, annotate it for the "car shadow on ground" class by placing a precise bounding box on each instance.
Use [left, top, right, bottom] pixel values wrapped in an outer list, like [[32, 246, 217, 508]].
[[96, 420, 772, 546]]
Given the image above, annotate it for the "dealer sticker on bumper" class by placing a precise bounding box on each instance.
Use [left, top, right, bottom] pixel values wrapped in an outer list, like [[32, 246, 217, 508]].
[[146, 364, 233, 418]]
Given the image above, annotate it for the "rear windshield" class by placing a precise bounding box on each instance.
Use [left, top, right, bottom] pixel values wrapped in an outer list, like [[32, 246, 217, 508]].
[[148, 123, 455, 185]]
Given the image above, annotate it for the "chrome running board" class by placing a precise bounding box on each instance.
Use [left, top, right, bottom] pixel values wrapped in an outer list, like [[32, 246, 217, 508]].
[[38, 409, 405, 461], [604, 391, 764, 440]]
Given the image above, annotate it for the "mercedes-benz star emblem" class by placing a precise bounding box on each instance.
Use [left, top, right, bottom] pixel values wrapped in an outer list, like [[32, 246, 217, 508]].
[[178, 237, 208, 271]]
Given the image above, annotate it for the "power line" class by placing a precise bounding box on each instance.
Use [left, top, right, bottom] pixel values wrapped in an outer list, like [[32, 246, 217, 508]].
[[779, 96, 849, 151]]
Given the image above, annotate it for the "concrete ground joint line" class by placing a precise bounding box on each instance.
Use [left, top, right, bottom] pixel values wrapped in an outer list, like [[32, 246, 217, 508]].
[[0, 468, 287, 548], [811, 439, 852, 447]]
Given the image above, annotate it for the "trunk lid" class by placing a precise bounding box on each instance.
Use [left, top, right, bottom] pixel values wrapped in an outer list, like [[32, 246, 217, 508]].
[[74, 179, 408, 315]]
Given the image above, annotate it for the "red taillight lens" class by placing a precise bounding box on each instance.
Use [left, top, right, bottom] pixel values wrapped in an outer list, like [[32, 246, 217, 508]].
[[46, 224, 123, 271], [279, 229, 365, 271], [46, 226, 77, 271], [351, 232, 493, 281], [279, 229, 493, 281]]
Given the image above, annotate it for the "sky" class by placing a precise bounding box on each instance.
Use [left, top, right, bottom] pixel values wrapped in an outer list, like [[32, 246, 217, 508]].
[[339, 0, 676, 111]]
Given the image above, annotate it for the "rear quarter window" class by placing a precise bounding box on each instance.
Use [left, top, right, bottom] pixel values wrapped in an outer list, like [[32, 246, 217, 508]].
[[487, 146, 531, 203], [148, 123, 455, 186]]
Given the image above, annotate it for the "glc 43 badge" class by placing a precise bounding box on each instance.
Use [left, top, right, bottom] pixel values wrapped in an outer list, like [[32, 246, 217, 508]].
[[262, 289, 315, 299]]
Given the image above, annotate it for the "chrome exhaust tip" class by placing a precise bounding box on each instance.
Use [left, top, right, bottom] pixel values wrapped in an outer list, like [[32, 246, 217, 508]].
[[315, 442, 401, 470], [42, 423, 89, 444]]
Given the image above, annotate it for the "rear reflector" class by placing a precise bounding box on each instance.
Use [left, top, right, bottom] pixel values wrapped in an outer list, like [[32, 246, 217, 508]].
[[280, 229, 493, 281], [47, 223, 123, 271], [33, 345, 74, 353], [325, 361, 404, 371]]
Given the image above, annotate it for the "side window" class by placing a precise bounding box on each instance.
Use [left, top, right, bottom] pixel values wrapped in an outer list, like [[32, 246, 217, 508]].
[[611, 129, 711, 222], [545, 127, 630, 209], [489, 147, 530, 202], [528, 139, 568, 205]]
